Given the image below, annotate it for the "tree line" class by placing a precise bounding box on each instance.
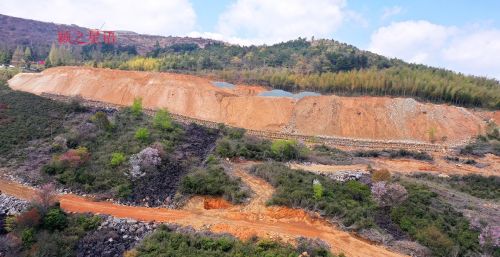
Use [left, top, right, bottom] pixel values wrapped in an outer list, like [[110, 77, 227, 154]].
[[3, 38, 499, 109]]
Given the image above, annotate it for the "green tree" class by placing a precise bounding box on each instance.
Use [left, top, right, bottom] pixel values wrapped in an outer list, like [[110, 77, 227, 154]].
[[313, 179, 323, 200], [24, 46, 32, 66], [153, 109, 173, 130], [43, 208, 68, 231], [48, 43, 60, 66], [131, 97, 143, 116], [135, 128, 150, 142], [11, 46, 24, 67], [110, 152, 126, 166]]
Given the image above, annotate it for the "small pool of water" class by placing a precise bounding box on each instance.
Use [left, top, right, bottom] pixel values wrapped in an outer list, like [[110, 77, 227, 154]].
[[212, 81, 235, 89], [258, 89, 321, 99]]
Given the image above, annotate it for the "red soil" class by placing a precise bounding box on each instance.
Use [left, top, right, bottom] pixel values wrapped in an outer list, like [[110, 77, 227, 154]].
[[8, 66, 493, 144]]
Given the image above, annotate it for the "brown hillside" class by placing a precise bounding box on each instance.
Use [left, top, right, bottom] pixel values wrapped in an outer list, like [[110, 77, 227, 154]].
[[8, 66, 490, 144], [0, 14, 221, 55]]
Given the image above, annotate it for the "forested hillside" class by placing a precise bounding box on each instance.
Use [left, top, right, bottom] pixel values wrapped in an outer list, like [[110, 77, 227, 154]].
[[111, 39, 500, 109], [2, 12, 499, 109]]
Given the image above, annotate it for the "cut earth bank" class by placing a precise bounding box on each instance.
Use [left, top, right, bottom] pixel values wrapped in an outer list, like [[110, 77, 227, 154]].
[[9, 66, 498, 144]]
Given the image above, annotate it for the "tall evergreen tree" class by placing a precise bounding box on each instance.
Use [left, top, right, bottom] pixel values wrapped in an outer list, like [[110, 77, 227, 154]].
[[11, 46, 24, 67]]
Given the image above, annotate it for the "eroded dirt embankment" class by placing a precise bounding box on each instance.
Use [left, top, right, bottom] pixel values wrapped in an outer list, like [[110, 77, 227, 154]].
[[8, 66, 491, 143], [0, 163, 406, 257]]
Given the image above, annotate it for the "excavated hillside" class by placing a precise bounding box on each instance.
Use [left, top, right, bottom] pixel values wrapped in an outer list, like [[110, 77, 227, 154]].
[[8, 66, 491, 144]]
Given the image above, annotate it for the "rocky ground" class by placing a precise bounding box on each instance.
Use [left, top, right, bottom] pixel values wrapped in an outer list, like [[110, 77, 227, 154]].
[[77, 216, 157, 257], [0, 193, 28, 215]]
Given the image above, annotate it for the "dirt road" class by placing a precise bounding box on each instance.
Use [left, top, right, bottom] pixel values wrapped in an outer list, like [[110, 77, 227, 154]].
[[291, 153, 500, 177], [0, 165, 406, 257]]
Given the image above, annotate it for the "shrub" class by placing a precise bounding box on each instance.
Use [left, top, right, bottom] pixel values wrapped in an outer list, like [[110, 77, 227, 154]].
[[390, 183, 480, 256], [33, 183, 57, 212], [479, 226, 500, 255], [16, 208, 41, 229], [131, 97, 143, 116], [371, 182, 408, 207], [270, 139, 304, 160], [416, 225, 454, 256], [250, 163, 376, 229], [21, 228, 35, 248], [42, 208, 68, 231], [42, 160, 66, 175], [133, 225, 334, 256], [90, 111, 112, 131], [313, 179, 323, 200], [110, 152, 126, 167], [153, 109, 173, 130], [180, 165, 249, 203], [58, 147, 90, 167], [128, 147, 161, 178], [225, 127, 246, 140], [135, 128, 150, 142], [75, 215, 101, 231], [371, 169, 391, 182]]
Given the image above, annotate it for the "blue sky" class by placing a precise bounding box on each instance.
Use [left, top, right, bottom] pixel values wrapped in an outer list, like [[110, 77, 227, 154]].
[[1, 0, 499, 78]]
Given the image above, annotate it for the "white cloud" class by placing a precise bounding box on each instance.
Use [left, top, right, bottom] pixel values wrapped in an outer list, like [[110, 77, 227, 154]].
[[369, 20, 457, 63], [212, 0, 353, 45], [0, 0, 196, 36], [381, 6, 402, 20], [368, 20, 500, 79]]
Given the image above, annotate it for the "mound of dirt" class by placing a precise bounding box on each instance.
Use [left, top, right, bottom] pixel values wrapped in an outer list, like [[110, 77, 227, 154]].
[[9, 67, 491, 144]]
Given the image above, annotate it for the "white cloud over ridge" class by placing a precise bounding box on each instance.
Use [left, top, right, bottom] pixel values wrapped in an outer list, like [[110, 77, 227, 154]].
[[213, 0, 350, 45], [0, 0, 196, 36], [369, 20, 500, 79]]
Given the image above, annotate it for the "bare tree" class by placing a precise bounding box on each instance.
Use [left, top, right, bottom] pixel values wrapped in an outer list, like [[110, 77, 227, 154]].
[[33, 183, 57, 212]]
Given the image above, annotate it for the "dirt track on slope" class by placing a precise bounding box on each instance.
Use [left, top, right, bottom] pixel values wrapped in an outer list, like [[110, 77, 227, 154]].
[[291, 153, 499, 177], [8, 66, 492, 144], [0, 163, 406, 257]]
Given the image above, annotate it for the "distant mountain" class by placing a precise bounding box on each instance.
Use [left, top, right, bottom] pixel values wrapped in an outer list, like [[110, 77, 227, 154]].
[[0, 14, 222, 55]]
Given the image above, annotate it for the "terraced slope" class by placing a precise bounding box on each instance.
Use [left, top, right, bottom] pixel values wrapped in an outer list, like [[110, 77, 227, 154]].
[[9, 67, 493, 144]]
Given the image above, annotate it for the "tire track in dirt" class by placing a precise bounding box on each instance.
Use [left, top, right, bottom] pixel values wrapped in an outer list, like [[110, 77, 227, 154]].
[[0, 169, 406, 257]]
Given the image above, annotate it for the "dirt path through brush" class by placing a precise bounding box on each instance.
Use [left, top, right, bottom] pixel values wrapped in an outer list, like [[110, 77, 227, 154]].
[[0, 164, 406, 257], [291, 153, 499, 177]]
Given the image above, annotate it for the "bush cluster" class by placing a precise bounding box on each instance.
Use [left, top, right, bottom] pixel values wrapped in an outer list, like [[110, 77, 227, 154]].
[[180, 165, 249, 204], [133, 225, 335, 257], [390, 183, 480, 257], [353, 149, 433, 161], [250, 162, 376, 229], [215, 127, 308, 161], [413, 173, 500, 200]]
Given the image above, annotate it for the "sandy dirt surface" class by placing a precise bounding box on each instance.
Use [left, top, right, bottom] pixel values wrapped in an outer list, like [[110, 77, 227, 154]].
[[8, 66, 492, 143], [0, 163, 406, 257], [291, 153, 499, 177]]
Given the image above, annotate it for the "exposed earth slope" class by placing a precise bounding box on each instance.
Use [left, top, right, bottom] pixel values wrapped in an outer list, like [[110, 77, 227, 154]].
[[8, 66, 492, 144]]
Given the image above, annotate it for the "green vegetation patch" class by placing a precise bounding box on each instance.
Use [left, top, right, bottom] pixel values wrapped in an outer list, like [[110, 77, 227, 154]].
[[250, 162, 376, 230], [180, 164, 249, 204], [0, 82, 73, 157], [413, 173, 500, 200], [390, 183, 481, 257], [132, 225, 335, 257]]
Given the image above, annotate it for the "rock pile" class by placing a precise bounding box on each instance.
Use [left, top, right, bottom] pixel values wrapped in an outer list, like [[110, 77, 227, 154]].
[[313, 170, 369, 182], [77, 216, 157, 257], [0, 193, 29, 215]]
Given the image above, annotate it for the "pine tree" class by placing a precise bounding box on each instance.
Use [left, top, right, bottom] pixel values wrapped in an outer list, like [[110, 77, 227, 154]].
[[23, 47, 32, 68], [24, 47, 32, 61], [48, 43, 60, 66], [11, 46, 24, 67]]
